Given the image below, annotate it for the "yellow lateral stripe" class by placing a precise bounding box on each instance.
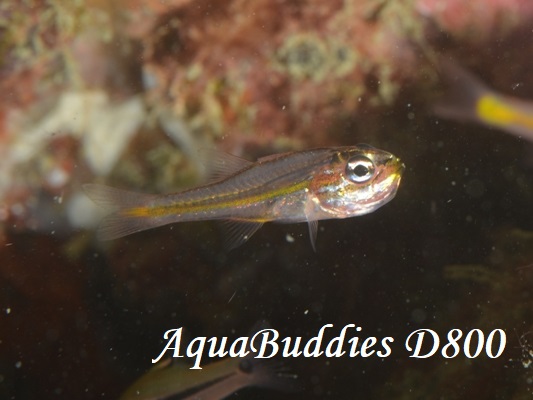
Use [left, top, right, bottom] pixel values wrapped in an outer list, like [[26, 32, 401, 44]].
[[125, 207, 153, 217], [124, 179, 310, 218]]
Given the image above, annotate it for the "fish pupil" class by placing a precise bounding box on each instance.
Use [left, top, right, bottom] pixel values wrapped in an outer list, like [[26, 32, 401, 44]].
[[354, 164, 369, 177]]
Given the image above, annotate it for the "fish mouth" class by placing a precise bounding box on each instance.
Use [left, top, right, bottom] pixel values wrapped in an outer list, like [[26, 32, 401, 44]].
[[384, 155, 405, 175], [399, 161, 406, 174], [373, 157, 403, 194], [373, 156, 404, 186]]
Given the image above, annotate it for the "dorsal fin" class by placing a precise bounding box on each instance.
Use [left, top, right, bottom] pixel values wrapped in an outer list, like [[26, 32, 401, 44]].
[[198, 148, 253, 184]]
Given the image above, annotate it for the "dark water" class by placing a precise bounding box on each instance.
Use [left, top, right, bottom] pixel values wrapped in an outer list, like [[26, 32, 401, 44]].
[[3, 108, 533, 399]]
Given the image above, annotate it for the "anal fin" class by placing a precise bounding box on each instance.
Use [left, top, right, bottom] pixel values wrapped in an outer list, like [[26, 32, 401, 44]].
[[219, 220, 264, 251]]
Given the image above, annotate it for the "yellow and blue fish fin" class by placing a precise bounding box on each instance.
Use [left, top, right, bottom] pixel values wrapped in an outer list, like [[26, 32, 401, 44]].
[[198, 148, 253, 184], [83, 184, 161, 241], [219, 219, 264, 251]]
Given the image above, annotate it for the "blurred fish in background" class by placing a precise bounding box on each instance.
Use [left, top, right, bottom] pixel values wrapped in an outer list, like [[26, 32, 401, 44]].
[[434, 59, 533, 142], [120, 356, 296, 400]]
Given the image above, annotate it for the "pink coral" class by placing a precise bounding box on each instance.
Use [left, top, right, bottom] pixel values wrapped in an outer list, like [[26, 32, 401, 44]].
[[417, 0, 533, 38], [138, 0, 411, 150], [1, 0, 532, 235]]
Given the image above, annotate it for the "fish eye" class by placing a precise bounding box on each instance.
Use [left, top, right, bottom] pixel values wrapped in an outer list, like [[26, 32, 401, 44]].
[[346, 156, 375, 183]]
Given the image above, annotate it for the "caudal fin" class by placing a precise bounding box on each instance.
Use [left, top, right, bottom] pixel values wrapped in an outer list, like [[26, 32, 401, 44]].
[[83, 184, 161, 240], [433, 59, 492, 123]]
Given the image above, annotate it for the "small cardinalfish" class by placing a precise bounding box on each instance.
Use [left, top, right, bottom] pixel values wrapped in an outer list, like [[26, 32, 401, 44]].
[[434, 59, 533, 142], [120, 357, 296, 400], [84, 145, 404, 250]]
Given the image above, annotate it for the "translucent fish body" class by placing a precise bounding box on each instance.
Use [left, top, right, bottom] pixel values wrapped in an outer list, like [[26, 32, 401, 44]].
[[84, 145, 404, 249]]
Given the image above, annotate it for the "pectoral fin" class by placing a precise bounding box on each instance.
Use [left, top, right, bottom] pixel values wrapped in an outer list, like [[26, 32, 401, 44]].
[[307, 220, 318, 252], [303, 196, 319, 252], [219, 220, 264, 250]]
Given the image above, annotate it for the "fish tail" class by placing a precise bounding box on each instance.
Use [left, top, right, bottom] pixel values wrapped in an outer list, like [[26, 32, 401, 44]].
[[433, 59, 491, 123], [83, 184, 163, 240]]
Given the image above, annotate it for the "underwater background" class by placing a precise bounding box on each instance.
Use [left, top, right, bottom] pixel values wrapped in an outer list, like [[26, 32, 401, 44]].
[[2, 0, 533, 398]]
